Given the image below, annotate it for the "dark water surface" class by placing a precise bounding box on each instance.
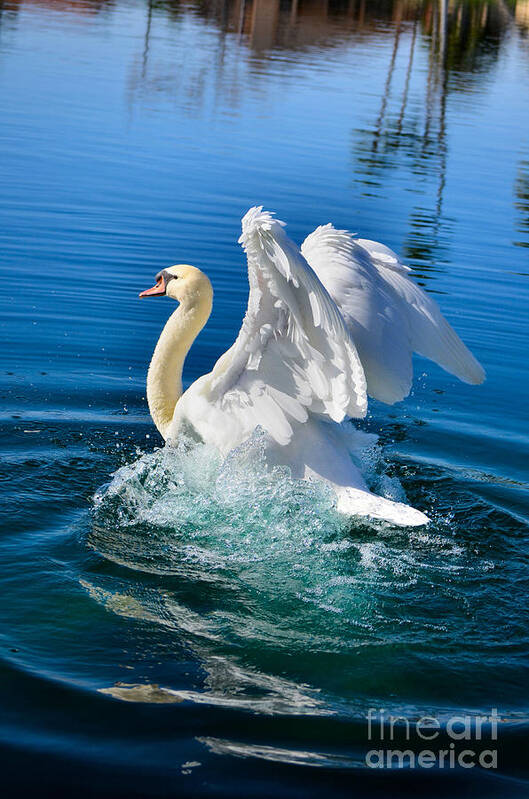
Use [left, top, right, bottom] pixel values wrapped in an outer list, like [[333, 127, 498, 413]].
[[1, 0, 529, 796]]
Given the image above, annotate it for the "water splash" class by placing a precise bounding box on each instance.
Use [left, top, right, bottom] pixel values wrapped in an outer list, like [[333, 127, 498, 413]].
[[86, 430, 499, 717], [91, 430, 440, 617]]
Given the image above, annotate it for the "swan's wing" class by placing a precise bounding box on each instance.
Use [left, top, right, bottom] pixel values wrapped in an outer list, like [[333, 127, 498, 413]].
[[207, 207, 367, 446], [301, 225, 485, 404]]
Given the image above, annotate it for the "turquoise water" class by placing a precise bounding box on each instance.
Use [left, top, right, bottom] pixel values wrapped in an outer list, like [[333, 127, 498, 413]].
[[1, 0, 528, 795]]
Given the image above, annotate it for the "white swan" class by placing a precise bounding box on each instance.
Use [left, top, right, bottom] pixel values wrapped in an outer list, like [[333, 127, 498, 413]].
[[139, 207, 484, 527]]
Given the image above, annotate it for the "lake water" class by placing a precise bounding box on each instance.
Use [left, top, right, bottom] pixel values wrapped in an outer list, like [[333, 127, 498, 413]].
[[1, 0, 528, 795]]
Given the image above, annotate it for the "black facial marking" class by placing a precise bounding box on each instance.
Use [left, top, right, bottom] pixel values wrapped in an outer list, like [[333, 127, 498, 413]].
[[156, 269, 178, 284]]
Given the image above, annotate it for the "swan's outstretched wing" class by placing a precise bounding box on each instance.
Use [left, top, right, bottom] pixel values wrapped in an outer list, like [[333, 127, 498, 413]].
[[301, 225, 485, 404], [207, 207, 367, 446]]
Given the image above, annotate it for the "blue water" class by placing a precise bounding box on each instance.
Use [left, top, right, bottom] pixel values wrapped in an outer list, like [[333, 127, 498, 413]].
[[1, 0, 529, 795]]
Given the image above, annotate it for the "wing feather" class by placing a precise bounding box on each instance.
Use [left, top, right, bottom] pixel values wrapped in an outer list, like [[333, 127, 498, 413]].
[[207, 208, 367, 446], [301, 225, 485, 405]]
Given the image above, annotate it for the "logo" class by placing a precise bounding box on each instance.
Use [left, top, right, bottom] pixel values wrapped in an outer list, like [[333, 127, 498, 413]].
[[365, 708, 499, 769]]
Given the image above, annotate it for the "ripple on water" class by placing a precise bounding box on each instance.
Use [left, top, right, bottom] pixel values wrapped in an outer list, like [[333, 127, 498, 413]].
[[85, 430, 527, 719]]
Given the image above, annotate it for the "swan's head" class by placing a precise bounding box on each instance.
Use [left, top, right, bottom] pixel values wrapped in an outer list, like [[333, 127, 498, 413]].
[[139, 264, 212, 306]]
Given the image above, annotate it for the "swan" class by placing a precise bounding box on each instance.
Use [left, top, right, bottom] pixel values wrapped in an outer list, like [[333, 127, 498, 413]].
[[139, 207, 484, 527]]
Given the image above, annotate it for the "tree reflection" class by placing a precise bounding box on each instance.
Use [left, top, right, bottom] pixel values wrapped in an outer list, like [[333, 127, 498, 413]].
[[1, 0, 113, 17], [125, 0, 520, 280], [2, 0, 522, 276], [350, 0, 517, 276], [126, 0, 518, 279], [514, 160, 529, 249]]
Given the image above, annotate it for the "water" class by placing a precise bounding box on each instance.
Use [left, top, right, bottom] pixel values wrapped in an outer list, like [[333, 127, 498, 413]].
[[1, 0, 529, 795]]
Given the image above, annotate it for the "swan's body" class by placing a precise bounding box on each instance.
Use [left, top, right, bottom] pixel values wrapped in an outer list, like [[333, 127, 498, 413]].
[[140, 207, 484, 527]]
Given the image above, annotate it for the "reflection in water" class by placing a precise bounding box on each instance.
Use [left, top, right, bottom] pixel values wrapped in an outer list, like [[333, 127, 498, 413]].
[[40, 0, 514, 250], [516, 0, 529, 27], [515, 160, 529, 249], [2, 0, 112, 16], [127, 0, 519, 91], [87, 432, 519, 718], [3, 0, 520, 48], [120, 0, 522, 276], [351, 0, 519, 275]]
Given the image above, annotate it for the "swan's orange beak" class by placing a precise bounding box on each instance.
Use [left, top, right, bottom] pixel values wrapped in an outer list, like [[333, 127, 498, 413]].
[[139, 275, 166, 298]]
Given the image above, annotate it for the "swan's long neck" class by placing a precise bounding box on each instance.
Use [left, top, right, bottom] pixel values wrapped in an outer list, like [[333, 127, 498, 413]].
[[147, 292, 212, 439]]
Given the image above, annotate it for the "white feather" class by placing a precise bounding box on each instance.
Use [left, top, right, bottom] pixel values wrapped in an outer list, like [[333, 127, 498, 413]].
[[207, 207, 367, 447], [301, 225, 485, 404], [163, 208, 485, 527]]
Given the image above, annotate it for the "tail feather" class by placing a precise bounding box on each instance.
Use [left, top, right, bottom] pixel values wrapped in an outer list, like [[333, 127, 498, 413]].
[[335, 486, 430, 527]]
